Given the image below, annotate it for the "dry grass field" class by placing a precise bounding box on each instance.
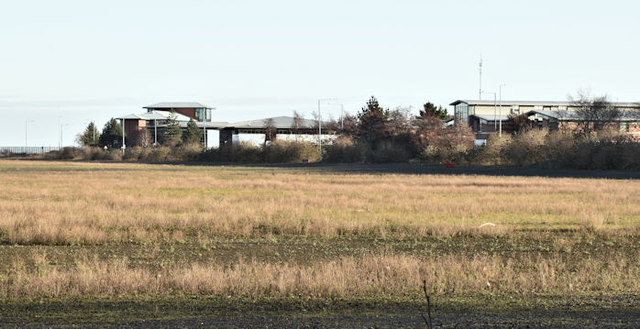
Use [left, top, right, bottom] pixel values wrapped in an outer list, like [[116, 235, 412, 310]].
[[1, 159, 639, 327], [1, 160, 639, 245]]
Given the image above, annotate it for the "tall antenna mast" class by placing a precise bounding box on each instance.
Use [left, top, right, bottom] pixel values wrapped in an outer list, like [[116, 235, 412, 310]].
[[478, 57, 483, 100]]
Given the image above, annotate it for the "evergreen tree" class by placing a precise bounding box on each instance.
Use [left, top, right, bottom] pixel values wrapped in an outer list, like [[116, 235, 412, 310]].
[[357, 96, 389, 146], [183, 119, 201, 145], [98, 118, 123, 148], [418, 102, 449, 120], [78, 121, 100, 147], [162, 110, 182, 146]]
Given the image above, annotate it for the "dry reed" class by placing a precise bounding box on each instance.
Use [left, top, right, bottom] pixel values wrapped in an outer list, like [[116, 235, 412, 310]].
[[2, 252, 638, 300]]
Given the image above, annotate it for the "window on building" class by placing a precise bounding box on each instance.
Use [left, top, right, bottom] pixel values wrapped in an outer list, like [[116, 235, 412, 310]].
[[195, 108, 204, 121], [455, 103, 468, 121]]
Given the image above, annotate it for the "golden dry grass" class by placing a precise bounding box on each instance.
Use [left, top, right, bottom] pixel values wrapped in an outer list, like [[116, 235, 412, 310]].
[[1, 160, 639, 244], [2, 251, 638, 300]]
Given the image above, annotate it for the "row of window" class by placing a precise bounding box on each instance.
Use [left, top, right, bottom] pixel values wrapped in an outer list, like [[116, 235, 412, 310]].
[[456, 104, 570, 118]]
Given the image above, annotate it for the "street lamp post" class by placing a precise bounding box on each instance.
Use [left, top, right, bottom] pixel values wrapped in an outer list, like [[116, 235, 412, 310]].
[[24, 120, 35, 153], [154, 119, 158, 147], [59, 123, 69, 148], [121, 118, 126, 156]]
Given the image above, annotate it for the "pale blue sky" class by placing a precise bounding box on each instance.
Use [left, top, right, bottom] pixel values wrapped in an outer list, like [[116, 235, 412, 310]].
[[1, 0, 638, 146]]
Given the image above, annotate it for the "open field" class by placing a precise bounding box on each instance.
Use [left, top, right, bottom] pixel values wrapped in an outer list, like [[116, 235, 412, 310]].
[[1, 160, 639, 327]]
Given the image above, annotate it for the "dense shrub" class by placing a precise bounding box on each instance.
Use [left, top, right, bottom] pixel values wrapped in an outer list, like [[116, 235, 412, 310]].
[[81, 147, 109, 160], [134, 145, 203, 163], [471, 134, 511, 166], [470, 129, 640, 170], [366, 141, 412, 163], [200, 142, 262, 163], [324, 137, 364, 163], [543, 131, 577, 168], [263, 140, 320, 163], [420, 144, 471, 165], [502, 129, 547, 167], [41, 147, 83, 160]]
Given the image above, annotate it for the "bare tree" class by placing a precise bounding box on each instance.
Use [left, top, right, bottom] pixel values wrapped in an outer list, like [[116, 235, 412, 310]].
[[570, 91, 623, 134], [131, 129, 153, 147], [509, 113, 535, 133], [338, 113, 358, 137], [310, 110, 320, 131], [263, 118, 276, 144], [291, 111, 304, 134], [386, 106, 413, 137]]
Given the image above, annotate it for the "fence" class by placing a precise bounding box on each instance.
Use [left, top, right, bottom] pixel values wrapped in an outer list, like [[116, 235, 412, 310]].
[[0, 146, 62, 155]]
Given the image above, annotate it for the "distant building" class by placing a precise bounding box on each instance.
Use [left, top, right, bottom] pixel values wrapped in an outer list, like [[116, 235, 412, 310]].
[[221, 116, 336, 147], [119, 102, 226, 148], [143, 102, 214, 122], [118, 104, 336, 149], [450, 100, 640, 140]]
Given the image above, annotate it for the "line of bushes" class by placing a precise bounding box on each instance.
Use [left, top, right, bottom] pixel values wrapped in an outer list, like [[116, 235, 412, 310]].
[[33, 129, 640, 170], [421, 129, 640, 170], [40, 140, 322, 164]]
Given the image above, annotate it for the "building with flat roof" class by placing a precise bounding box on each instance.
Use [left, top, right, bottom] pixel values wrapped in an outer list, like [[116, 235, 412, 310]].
[[451, 99, 640, 140], [221, 116, 336, 147], [143, 102, 214, 122], [119, 102, 226, 148], [118, 105, 336, 149]]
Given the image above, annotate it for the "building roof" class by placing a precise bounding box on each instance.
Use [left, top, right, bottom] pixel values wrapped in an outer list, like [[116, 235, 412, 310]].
[[143, 102, 213, 109], [180, 121, 229, 128], [228, 116, 320, 129], [119, 110, 216, 122], [118, 113, 147, 120], [526, 109, 640, 121], [450, 99, 640, 108]]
